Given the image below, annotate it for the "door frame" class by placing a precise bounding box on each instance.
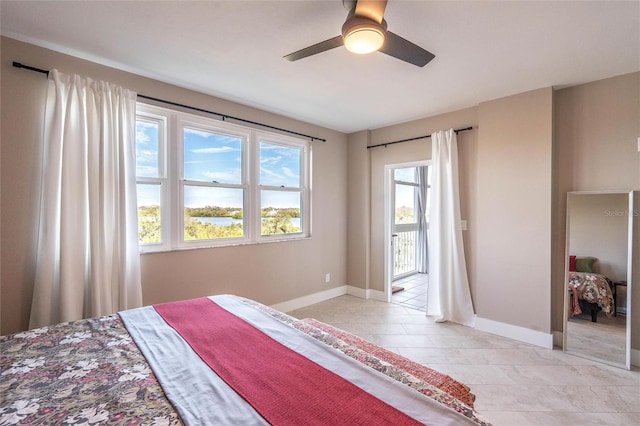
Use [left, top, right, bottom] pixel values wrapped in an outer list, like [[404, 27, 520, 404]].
[[384, 160, 430, 302]]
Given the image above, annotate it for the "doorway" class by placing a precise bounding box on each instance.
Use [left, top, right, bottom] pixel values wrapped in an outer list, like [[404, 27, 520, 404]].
[[385, 162, 430, 310]]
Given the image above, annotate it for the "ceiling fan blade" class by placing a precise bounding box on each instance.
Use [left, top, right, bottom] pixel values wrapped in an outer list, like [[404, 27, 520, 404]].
[[354, 0, 388, 24], [283, 35, 344, 62], [379, 31, 435, 67]]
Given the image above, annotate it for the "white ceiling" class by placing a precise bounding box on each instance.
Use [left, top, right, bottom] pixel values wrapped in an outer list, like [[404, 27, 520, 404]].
[[2, 1, 639, 134]]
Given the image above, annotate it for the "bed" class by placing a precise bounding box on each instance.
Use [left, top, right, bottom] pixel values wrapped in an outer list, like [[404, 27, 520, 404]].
[[1, 294, 490, 425], [568, 271, 615, 322]]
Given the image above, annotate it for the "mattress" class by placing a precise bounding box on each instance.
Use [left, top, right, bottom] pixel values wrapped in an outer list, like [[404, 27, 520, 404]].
[[1, 294, 490, 425]]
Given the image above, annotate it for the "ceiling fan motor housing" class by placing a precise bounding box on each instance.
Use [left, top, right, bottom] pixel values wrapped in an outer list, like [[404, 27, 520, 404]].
[[341, 16, 388, 54], [283, 0, 434, 67]]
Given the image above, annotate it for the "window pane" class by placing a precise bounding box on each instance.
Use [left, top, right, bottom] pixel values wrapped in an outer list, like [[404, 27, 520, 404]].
[[261, 190, 301, 235], [394, 167, 416, 183], [183, 185, 244, 240], [137, 183, 161, 244], [260, 142, 301, 187], [136, 120, 159, 178], [395, 183, 416, 224], [183, 128, 242, 184]]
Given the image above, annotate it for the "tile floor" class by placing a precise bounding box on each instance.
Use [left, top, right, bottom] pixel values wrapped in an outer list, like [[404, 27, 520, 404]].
[[391, 273, 428, 311], [287, 295, 640, 426]]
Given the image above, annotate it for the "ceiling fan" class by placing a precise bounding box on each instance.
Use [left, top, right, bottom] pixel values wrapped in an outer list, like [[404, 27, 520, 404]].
[[283, 0, 435, 67]]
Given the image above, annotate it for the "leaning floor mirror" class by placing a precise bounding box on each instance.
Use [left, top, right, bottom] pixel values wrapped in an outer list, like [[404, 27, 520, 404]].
[[564, 191, 633, 369]]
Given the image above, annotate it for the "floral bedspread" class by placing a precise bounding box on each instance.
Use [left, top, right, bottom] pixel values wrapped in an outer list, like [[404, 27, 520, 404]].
[[568, 271, 614, 316], [2, 297, 489, 425], [1, 315, 181, 426]]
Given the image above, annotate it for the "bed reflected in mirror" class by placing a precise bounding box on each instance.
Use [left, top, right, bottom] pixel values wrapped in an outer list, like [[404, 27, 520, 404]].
[[564, 191, 633, 369]]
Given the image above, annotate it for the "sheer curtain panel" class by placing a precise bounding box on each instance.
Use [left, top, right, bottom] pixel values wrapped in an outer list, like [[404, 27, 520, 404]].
[[30, 70, 142, 329], [426, 129, 475, 327], [416, 166, 429, 273]]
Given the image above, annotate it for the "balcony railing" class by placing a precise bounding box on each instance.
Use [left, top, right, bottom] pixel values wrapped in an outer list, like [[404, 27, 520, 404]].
[[393, 229, 417, 278]]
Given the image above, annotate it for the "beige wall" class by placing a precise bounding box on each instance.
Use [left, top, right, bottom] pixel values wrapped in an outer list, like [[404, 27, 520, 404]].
[[346, 130, 371, 291], [363, 74, 638, 347], [475, 88, 554, 332], [364, 107, 479, 295], [349, 87, 555, 337], [3, 36, 638, 353], [354, 77, 638, 347], [349, 87, 555, 336], [0, 37, 348, 334], [553, 72, 640, 349]]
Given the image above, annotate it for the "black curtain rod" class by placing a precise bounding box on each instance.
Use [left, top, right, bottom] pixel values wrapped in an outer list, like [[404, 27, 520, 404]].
[[367, 126, 473, 149], [12, 61, 326, 143]]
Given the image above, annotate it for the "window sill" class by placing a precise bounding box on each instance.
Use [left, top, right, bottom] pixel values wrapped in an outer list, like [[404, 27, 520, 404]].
[[139, 235, 312, 255]]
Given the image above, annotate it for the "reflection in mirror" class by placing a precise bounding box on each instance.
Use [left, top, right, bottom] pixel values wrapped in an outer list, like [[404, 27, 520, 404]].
[[564, 191, 633, 369]]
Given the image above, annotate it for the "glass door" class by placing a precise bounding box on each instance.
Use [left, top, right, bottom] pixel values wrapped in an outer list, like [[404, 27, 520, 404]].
[[392, 167, 420, 279]]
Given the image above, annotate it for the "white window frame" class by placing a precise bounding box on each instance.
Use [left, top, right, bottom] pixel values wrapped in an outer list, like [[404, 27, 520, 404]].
[[393, 167, 420, 228], [177, 114, 251, 249], [135, 103, 311, 253], [255, 133, 310, 242], [136, 105, 170, 252]]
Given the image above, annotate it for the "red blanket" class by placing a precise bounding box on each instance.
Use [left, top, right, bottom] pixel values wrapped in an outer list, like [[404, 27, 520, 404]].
[[154, 297, 423, 425]]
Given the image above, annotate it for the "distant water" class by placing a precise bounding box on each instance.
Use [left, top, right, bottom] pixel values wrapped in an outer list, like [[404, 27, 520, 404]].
[[192, 217, 242, 226]]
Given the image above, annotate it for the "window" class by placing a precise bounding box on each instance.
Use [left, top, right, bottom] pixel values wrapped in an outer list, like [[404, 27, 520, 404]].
[[180, 118, 248, 246], [259, 140, 304, 236], [135, 104, 311, 252], [391, 165, 429, 278], [135, 109, 168, 248], [394, 167, 418, 225]]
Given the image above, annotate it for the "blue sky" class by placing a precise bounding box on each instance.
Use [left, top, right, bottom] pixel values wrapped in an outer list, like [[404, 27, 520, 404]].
[[135, 120, 159, 179], [136, 121, 302, 210], [394, 167, 417, 210]]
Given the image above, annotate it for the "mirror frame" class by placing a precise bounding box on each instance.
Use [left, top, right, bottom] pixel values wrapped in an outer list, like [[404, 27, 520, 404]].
[[563, 190, 633, 369]]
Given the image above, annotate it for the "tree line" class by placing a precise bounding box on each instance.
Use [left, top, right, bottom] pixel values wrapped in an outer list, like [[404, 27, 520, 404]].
[[185, 205, 300, 219], [138, 205, 301, 244]]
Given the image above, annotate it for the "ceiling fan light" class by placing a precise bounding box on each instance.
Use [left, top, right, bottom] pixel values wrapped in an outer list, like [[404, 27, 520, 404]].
[[344, 27, 385, 54]]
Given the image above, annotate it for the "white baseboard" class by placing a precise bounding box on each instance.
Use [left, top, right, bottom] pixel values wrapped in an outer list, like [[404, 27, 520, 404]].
[[475, 316, 554, 349], [269, 285, 387, 314], [345, 285, 386, 301], [345, 285, 368, 299], [368, 288, 387, 302], [270, 286, 348, 313], [631, 349, 640, 367], [274, 293, 638, 367]]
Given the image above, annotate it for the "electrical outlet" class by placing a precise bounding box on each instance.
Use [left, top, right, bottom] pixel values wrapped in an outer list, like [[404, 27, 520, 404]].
[[325, 273, 331, 283], [461, 220, 467, 231], [637, 137, 640, 152]]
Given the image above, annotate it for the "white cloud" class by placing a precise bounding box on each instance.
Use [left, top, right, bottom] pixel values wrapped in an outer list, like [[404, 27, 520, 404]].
[[136, 165, 159, 178], [281, 166, 298, 180], [136, 130, 150, 144], [136, 149, 156, 165], [135, 121, 156, 145], [260, 155, 282, 166], [184, 128, 214, 139], [184, 128, 239, 146], [191, 146, 236, 154], [260, 168, 282, 180]]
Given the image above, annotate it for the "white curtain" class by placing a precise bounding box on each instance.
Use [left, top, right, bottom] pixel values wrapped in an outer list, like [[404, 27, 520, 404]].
[[30, 70, 142, 328], [426, 129, 475, 327], [416, 166, 429, 273]]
